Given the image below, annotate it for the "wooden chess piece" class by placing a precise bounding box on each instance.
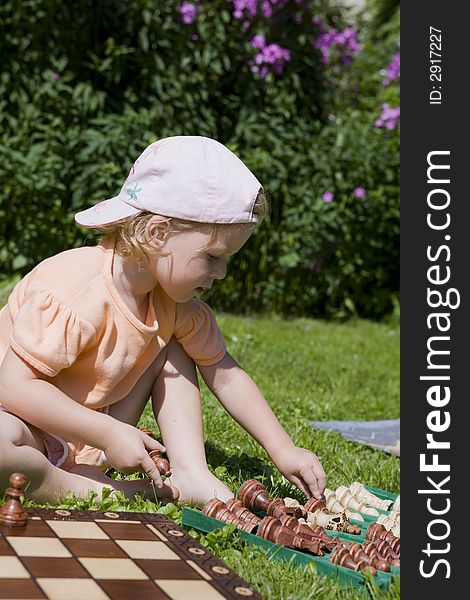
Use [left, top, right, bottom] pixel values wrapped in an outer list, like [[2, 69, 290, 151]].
[[347, 542, 390, 572], [202, 498, 258, 533], [366, 523, 400, 554], [278, 514, 335, 551], [330, 546, 376, 575], [257, 516, 325, 556], [348, 482, 393, 511], [225, 499, 261, 525], [305, 522, 341, 548], [139, 427, 172, 477], [237, 480, 303, 519], [148, 450, 172, 477], [303, 497, 328, 513], [0, 473, 28, 527], [363, 541, 400, 567]]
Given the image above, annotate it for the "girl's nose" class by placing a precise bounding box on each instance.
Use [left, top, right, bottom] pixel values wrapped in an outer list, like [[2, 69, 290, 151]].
[[212, 258, 227, 280]]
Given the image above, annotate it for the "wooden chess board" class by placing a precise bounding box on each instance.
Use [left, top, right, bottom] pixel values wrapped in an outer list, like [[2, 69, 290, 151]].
[[0, 507, 262, 600]]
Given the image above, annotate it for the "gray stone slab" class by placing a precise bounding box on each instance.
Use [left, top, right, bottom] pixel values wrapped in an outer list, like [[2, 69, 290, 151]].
[[311, 419, 400, 456]]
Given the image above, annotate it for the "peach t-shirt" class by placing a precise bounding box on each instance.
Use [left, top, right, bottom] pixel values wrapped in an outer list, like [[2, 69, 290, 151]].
[[0, 237, 227, 411]]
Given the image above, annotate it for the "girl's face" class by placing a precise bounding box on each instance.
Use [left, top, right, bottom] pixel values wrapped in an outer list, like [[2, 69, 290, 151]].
[[152, 226, 252, 303]]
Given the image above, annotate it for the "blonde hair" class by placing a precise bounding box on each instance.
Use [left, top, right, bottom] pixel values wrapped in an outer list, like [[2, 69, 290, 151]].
[[95, 188, 269, 262]]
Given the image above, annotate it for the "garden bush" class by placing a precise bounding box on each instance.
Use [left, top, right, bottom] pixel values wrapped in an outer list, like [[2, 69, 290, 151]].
[[0, 0, 399, 319]]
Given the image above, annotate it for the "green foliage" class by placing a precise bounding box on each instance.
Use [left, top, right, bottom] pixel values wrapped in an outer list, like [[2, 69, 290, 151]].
[[0, 0, 399, 319]]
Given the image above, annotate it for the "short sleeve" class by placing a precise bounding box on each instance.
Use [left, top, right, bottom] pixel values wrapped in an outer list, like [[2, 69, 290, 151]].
[[9, 290, 97, 377], [174, 300, 226, 366]]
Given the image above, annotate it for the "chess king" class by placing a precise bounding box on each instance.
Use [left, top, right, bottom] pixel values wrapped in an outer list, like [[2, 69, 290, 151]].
[[0, 136, 326, 506]]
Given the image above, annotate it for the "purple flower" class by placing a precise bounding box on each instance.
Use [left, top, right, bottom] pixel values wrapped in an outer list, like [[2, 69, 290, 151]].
[[354, 187, 366, 198], [51, 72, 60, 81], [322, 191, 334, 203], [251, 34, 266, 49], [179, 2, 197, 24], [230, 0, 289, 20], [251, 41, 291, 78], [314, 26, 361, 65], [383, 51, 400, 86], [375, 103, 400, 130]]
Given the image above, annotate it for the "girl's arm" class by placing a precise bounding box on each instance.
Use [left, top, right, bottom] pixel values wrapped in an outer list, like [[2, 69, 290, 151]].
[[198, 352, 327, 499], [0, 348, 166, 486]]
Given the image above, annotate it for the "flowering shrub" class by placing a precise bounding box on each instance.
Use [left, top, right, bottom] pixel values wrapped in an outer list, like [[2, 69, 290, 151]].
[[0, 0, 399, 318]]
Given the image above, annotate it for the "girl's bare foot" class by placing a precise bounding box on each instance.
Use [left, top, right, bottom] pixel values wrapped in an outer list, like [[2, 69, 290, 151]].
[[167, 467, 234, 507], [67, 464, 179, 504]]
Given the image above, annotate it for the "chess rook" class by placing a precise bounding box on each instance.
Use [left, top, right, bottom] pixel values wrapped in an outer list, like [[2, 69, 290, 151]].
[[0, 472, 28, 528]]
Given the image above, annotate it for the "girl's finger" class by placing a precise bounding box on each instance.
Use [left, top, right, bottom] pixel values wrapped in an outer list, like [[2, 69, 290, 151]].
[[141, 455, 165, 488], [287, 474, 312, 500], [298, 466, 323, 499], [141, 433, 166, 453]]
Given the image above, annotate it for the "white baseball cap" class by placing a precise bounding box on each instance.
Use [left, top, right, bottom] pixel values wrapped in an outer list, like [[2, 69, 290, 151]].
[[74, 135, 263, 227]]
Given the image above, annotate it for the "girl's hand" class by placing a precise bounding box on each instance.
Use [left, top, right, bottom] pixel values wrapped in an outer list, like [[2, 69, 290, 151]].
[[273, 446, 327, 500], [102, 422, 168, 488]]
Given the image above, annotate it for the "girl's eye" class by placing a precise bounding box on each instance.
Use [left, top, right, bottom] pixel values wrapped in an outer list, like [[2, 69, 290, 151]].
[[207, 254, 218, 260]]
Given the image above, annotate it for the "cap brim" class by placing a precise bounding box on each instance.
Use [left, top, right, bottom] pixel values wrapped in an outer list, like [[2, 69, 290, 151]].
[[74, 198, 141, 228]]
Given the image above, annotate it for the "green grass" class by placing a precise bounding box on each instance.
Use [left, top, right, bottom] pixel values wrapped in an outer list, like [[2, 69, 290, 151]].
[[4, 305, 400, 599]]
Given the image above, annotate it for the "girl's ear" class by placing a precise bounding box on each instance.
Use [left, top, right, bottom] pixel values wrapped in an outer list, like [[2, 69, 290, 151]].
[[145, 215, 171, 247]]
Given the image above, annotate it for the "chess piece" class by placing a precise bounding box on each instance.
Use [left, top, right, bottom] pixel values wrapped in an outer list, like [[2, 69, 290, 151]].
[[347, 542, 390, 572], [278, 514, 335, 551], [225, 499, 261, 525], [139, 427, 172, 477], [237, 480, 303, 519], [303, 497, 328, 513], [392, 495, 400, 512], [332, 487, 379, 517], [363, 541, 400, 567], [202, 498, 257, 533], [349, 482, 393, 511], [0, 473, 28, 527], [376, 511, 400, 538], [257, 516, 325, 556], [324, 490, 345, 513], [306, 509, 361, 535], [148, 449, 172, 477], [330, 545, 375, 574], [366, 523, 400, 554]]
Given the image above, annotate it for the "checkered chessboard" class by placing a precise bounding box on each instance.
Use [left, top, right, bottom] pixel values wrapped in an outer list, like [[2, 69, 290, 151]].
[[0, 507, 262, 600]]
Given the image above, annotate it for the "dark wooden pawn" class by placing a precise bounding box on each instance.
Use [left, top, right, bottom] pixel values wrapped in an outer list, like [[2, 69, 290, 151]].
[[346, 542, 390, 572], [330, 546, 376, 575], [0, 473, 28, 527]]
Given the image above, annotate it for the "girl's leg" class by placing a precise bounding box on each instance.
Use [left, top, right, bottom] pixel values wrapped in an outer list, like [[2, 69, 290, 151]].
[[151, 337, 233, 506], [0, 410, 176, 504]]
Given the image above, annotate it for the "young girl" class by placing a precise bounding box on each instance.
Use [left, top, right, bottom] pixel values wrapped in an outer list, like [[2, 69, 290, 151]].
[[0, 136, 326, 507]]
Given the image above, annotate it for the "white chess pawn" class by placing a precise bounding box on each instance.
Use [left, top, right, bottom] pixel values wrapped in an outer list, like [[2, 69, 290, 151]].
[[335, 486, 364, 512], [349, 482, 393, 511], [392, 495, 400, 512], [324, 489, 345, 514]]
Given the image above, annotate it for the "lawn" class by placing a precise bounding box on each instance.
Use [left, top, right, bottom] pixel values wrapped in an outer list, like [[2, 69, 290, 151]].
[[2, 298, 400, 599]]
